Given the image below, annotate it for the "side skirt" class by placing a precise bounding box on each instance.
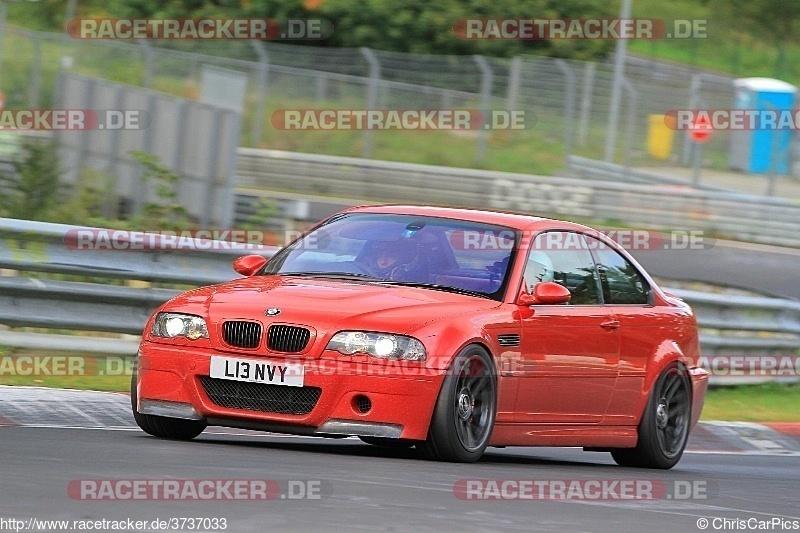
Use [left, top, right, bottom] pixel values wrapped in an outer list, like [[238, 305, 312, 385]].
[[489, 424, 638, 448]]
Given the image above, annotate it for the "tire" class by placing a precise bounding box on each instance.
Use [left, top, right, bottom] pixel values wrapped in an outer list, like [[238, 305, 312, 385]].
[[418, 345, 497, 463], [611, 362, 691, 469], [359, 436, 415, 448], [130, 369, 206, 441]]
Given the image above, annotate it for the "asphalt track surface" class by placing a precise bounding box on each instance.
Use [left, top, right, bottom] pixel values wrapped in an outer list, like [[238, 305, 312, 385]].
[[1, 416, 799, 532], [2, 242, 799, 532], [630, 240, 800, 301]]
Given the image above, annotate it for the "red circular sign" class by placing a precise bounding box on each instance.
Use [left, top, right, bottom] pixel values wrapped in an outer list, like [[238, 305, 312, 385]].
[[690, 114, 712, 143]]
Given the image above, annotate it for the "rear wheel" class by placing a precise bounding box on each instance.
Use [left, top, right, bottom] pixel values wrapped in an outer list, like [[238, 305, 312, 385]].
[[130, 369, 205, 441], [418, 345, 497, 462], [611, 363, 691, 469]]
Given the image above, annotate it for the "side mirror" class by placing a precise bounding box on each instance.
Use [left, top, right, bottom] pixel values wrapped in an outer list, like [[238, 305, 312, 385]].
[[516, 282, 571, 306], [233, 255, 267, 277]]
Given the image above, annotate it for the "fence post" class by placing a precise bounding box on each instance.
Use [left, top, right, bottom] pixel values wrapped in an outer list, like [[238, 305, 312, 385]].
[[133, 92, 158, 217], [555, 59, 576, 164], [30, 35, 42, 108], [138, 40, 154, 89], [621, 78, 638, 178], [221, 110, 243, 228], [683, 73, 703, 165], [473, 55, 493, 163], [0, 2, 6, 86], [604, 0, 632, 163], [506, 56, 522, 110], [578, 62, 596, 147], [360, 47, 380, 158], [250, 40, 270, 148], [101, 85, 126, 218]]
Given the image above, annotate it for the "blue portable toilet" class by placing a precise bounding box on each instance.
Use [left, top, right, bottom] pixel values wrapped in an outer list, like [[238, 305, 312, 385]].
[[729, 77, 797, 174]]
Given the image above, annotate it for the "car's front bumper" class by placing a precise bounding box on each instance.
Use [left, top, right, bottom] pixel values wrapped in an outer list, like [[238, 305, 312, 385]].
[[135, 341, 444, 441]]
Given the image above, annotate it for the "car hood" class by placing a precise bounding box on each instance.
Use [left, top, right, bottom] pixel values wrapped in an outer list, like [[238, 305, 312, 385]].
[[167, 275, 500, 335]]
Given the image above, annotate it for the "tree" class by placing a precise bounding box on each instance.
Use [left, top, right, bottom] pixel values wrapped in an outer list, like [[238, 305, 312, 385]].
[[0, 138, 62, 220], [707, 0, 800, 45]]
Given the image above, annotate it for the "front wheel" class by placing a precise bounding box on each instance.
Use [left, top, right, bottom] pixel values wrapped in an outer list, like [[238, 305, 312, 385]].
[[131, 369, 206, 441], [418, 345, 497, 462], [611, 362, 691, 469]]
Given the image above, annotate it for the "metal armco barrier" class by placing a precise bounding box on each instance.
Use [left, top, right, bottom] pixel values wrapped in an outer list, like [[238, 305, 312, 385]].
[[1, 218, 798, 384], [235, 149, 800, 248]]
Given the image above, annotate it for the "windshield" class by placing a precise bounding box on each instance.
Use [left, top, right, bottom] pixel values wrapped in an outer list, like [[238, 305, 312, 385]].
[[263, 213, 518, 300]]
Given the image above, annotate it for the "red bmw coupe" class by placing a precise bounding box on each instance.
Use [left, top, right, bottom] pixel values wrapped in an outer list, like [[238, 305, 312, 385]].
[[132, 205, 708, 468]]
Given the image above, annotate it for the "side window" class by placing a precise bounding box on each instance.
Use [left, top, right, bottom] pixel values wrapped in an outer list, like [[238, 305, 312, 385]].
[[526, 232, 601, 305], [587, 237, 650, 305]]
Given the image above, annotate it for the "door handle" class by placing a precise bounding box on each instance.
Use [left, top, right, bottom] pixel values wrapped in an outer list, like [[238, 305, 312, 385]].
[[600, 319, 620, 330]]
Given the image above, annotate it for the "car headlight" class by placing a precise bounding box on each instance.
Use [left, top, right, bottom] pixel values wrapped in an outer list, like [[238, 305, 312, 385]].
[[326, 331, 426, 361], [151, 313, 209, 340]]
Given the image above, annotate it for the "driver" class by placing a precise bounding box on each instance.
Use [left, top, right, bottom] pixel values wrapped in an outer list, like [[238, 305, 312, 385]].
[[361, 240, 421, 281]]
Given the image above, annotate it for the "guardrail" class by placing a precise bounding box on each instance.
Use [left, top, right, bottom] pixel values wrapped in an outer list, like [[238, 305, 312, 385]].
[[566, 155, 734, 191], [235, 148, 800, 248], [1, 217, 797, 384]]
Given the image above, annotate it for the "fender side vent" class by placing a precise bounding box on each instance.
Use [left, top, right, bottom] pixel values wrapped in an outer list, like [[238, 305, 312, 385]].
[[497, 334, 520, 347]]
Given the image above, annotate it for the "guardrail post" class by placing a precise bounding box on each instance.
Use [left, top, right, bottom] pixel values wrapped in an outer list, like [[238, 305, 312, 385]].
[[473, 55, 493, 163], [250, 40, 270, 148], [555, 59, 576, 164], [360, 47, 381, 158]]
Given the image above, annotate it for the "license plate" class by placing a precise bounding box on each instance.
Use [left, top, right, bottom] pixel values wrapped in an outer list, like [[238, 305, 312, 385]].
[[210, 356, 304, 387]]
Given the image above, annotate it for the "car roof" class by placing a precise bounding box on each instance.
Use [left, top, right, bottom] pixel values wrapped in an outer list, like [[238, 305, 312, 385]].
[[344, 204, 593, 233]]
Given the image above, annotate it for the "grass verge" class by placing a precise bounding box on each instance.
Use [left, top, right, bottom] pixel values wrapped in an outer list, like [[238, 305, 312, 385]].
[[701, 383, 800, 422]]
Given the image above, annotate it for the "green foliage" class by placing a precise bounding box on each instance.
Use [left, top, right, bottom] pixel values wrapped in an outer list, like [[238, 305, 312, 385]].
[[307, 0, 613, 59], [7, 0, 800, 63], [0, 143, 194, 231], [0, 139, 63, 220], [706, 0, 799, 45], [241, 197, 278, 230], [8, 0, 614, 59], [55, 168, 125, 228], [128, 150, 192, 230]]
